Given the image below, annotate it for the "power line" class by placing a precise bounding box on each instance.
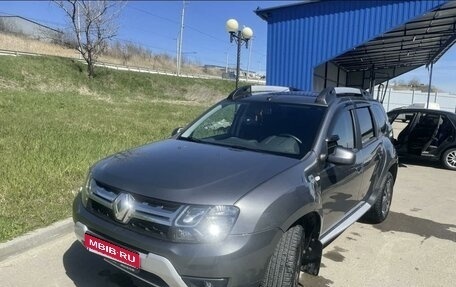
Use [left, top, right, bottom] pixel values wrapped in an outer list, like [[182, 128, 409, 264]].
[[0, 11, 66, 29], [121, 22, 176, 41], [127, 6, 179, 25], [127, 4, 226, 43], [113, 37, 228, 57], [119, 19, 231, 55], [0, 7, 263, 69]]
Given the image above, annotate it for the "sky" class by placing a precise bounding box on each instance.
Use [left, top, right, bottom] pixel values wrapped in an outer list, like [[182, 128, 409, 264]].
[[1, 1, 456, 93], [0, 0, 289, 74]]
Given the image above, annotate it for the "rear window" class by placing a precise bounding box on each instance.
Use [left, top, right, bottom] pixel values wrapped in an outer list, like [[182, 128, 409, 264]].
[[371, 104, 388, 134]]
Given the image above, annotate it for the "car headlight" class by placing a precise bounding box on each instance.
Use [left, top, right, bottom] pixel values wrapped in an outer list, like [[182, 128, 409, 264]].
[[80, 173, 93, 207], [170, 205, 239, 243]]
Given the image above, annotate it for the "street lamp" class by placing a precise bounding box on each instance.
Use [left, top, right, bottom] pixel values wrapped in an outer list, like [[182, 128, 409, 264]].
[[226, 19, 253, 89]]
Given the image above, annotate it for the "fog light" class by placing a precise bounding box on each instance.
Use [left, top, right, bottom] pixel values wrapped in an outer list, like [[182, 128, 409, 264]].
[[182, 276, 228, 287]]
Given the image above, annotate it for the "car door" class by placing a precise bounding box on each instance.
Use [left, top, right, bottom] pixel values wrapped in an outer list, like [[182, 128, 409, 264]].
[[406, 112, 442, 155], [353, 106, 385, 200], [388, 110, 420, 154], [319, 106, 363, 232]]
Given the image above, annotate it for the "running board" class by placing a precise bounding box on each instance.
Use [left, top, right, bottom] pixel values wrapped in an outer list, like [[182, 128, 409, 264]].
[[319, 202, 371, 246]]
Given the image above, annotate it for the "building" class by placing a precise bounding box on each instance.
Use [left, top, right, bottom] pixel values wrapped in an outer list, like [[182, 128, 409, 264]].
[[256, 0, 456, 92]]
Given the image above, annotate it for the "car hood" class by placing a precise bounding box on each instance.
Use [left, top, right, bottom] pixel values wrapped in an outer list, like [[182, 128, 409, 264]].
[[91, 139, 299, 205]]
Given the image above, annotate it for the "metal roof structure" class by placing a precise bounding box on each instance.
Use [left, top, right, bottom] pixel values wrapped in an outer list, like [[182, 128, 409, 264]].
[[255, 0, 456, 91], [332, 2, 456, 72]]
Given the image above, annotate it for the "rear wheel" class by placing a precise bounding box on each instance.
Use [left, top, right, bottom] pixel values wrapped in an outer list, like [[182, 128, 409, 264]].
[[362, 171, 394, 224], [442, 148, 456, 170], [262, 225, 304, 287]]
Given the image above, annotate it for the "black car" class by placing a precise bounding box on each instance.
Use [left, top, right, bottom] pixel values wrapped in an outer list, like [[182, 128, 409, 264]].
[[73, 86, 398, 287], [387, 107, 456, 170]]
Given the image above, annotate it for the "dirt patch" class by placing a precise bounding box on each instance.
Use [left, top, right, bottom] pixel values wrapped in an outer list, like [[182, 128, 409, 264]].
[[155, 99, 204, 106], [184, 84, 225, 103], [77, 86, 113, 103], [0, 78, 23, 91]]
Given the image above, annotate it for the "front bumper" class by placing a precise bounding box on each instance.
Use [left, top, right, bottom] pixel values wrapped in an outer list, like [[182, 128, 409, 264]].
[[75, 221, 188, 287], [73, 194, 283, 287]]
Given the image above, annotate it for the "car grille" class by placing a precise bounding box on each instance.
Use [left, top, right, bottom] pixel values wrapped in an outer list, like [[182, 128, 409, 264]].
[[87, 180, 184, 241]]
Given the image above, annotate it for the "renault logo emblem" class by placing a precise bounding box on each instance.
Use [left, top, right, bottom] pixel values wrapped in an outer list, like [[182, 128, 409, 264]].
[[113, 193, 135, 224]]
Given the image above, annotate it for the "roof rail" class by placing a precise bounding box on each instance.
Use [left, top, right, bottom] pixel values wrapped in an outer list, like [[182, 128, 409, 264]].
[[315, 87, 371, 104], [227, 85, 298, 100]]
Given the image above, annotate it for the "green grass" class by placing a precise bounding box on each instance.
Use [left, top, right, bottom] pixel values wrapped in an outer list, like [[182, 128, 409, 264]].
[[0, 55, 234, 241]]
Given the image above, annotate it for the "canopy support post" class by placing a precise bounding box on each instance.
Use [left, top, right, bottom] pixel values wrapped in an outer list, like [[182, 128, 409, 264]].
[[426, 62, 434, 109]]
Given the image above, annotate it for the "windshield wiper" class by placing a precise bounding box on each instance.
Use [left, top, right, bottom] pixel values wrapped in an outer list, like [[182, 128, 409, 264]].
[[178, 136, 203, 143]]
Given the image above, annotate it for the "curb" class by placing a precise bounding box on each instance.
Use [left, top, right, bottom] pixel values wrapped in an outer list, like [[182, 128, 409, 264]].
[[0, 218, 73, 262]]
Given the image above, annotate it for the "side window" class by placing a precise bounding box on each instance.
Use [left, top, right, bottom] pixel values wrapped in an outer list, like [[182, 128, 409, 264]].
[[371, 105, 388, 134], [355, 107, 375, 144], [436, 115, 455, 145], [328, 110, 355, 149]]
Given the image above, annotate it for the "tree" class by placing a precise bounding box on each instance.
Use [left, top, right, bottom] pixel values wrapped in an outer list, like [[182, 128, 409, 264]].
[[408, 77, 421, 87], [54, 0, 124, 77]]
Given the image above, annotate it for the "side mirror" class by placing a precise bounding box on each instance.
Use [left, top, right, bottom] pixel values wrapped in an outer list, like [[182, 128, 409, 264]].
[[327, 146, 356, 165], [171, 127, 183, 137], [320, 135, 341, 161], [326, 134, 340, 150]]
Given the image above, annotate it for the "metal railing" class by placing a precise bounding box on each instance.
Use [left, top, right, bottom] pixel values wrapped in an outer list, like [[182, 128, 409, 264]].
[[376, 87, 456, 113]]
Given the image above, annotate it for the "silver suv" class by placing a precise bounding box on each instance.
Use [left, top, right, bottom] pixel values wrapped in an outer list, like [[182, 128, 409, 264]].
[[73, 86, 398, 287]]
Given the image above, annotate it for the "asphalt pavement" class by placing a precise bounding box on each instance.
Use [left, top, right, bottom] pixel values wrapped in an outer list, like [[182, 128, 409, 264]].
[[1, 160, 455, 287]]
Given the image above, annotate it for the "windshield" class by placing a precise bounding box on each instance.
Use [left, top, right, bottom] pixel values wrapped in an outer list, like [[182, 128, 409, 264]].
[[179, 100, 326, 158]]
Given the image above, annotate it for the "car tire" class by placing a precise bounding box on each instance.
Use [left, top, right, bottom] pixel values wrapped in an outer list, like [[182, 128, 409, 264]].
[[362, 171, 394, 224], [262, 225, 304, 287], [442, 148, 456, 171]]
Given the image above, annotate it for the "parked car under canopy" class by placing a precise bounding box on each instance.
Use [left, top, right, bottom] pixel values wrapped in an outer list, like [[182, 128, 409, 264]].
[[387, 108, 456, 170]]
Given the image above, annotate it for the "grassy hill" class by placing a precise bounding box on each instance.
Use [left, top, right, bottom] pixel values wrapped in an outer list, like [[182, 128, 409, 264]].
[[0, 33, 221, 77], [0, 55, 234, 241]]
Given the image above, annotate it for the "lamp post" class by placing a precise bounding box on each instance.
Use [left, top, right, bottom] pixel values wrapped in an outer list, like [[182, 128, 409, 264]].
[[226, 19, 253, 89]]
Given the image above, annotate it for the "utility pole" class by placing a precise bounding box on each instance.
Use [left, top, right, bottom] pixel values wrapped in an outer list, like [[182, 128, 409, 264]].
[[177, 0, 185, 76], [246, 37, 253, 80], [176, 35, 179, 74]]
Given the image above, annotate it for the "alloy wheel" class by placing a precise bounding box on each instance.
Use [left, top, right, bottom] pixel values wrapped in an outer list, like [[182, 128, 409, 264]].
[[381, 176, 393, 217], [445, 150, 456, 168]]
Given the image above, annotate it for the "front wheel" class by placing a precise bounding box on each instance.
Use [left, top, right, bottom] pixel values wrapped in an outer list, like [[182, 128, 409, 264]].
[[362, 171, 394, 224], [442, 148, 456, 170], [262, 225, 304, 287]]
